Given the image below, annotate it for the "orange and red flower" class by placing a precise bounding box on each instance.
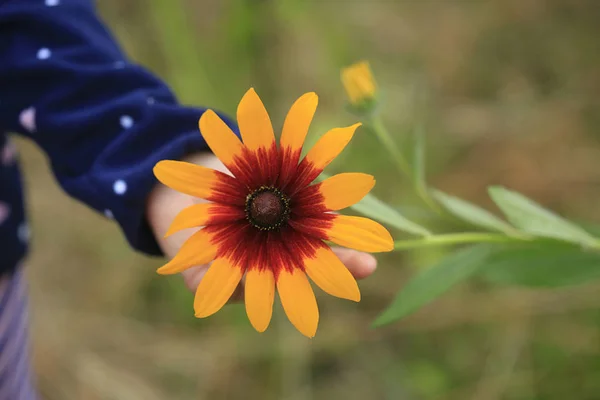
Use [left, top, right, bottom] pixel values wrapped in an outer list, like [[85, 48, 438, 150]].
[[153, 88, 393, 337]]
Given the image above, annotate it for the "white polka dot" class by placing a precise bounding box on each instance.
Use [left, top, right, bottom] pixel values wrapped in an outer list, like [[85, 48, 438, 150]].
[[19, 107, 36, 133], [113, 180, 127, 195], [120, 115, 133, 129], [147, 97, 155, 105], [0, 202, 10, 225], [1, 141, 17, 165], [45, 0, 59, 6], [37, 48, 51, 60], [114, 60, 126, 69], [104, 209, 114, 219], [17, 223, 30, 244]]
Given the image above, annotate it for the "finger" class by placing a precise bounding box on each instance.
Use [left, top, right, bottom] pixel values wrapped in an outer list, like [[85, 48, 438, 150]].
[[331, 247, 377, 279], [181, 264, 210, 292]]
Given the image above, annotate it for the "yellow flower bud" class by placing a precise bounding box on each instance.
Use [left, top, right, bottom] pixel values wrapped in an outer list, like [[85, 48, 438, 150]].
[[341, 60, 377, 107]]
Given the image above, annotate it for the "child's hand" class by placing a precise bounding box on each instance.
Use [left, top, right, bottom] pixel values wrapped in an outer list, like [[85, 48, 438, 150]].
[[146, 153, 378, 300]]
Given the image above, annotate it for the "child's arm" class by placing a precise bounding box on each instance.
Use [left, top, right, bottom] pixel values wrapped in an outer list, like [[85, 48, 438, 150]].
[[0, 0, 237, 256], [0, 0, 376, 290]]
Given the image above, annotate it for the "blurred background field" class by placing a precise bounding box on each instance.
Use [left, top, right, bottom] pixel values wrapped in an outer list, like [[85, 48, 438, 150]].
[[16, 0, 600, 399]]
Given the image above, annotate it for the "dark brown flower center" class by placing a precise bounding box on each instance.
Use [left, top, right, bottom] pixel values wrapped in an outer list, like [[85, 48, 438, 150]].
[[245, 187, 290, 230]]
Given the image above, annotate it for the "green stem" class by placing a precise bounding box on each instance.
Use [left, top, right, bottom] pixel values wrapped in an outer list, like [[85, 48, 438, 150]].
[[367, 115, 443, 214], [368, 116, 412, 176], [394, 232, 527, 250]]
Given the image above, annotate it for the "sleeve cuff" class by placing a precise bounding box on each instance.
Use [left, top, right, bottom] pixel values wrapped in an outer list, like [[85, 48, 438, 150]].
[[83, 105, 239, 256]]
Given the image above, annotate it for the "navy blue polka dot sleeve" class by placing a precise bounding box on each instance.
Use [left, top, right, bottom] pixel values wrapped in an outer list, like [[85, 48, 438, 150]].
[[0, 0, 238, 267]]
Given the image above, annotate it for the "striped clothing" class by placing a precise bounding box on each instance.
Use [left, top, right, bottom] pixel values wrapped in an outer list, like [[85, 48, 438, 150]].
[[0, 267, 35, 399]]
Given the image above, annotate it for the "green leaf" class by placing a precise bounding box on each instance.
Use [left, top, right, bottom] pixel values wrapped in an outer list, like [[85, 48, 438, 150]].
[[432, 189, 520, 235], [480, 243, 600, 287], [373, 245, 492, 327], [319, 173, 431, 237], [350, 192, 432, 237], [488, 186, 599, 247]]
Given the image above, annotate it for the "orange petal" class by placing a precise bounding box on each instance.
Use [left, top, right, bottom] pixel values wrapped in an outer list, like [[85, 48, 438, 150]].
[[318, 172, 375, 210], [237, 88, 275, 151], [194, 257, 244, 318], [199, 109, 245, 167], [153, 160, 237, 201], [277, 269, 319, 338], [304, 247, 360, 302], [164, 203, 245, 237], [326, 215, 394, 253], [164, 203, 212, 237], [156, 229, 217, 275], [245, 268, 275, 332], [304, 123, 361, 170], [280, 92, 318, 153]]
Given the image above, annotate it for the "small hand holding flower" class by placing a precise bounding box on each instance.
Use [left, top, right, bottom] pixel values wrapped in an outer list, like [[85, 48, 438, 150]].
[[147, 153, 378, 292]]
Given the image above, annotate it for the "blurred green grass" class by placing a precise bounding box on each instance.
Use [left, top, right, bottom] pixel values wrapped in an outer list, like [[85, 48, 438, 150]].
[[17, 0, 600, 399]]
